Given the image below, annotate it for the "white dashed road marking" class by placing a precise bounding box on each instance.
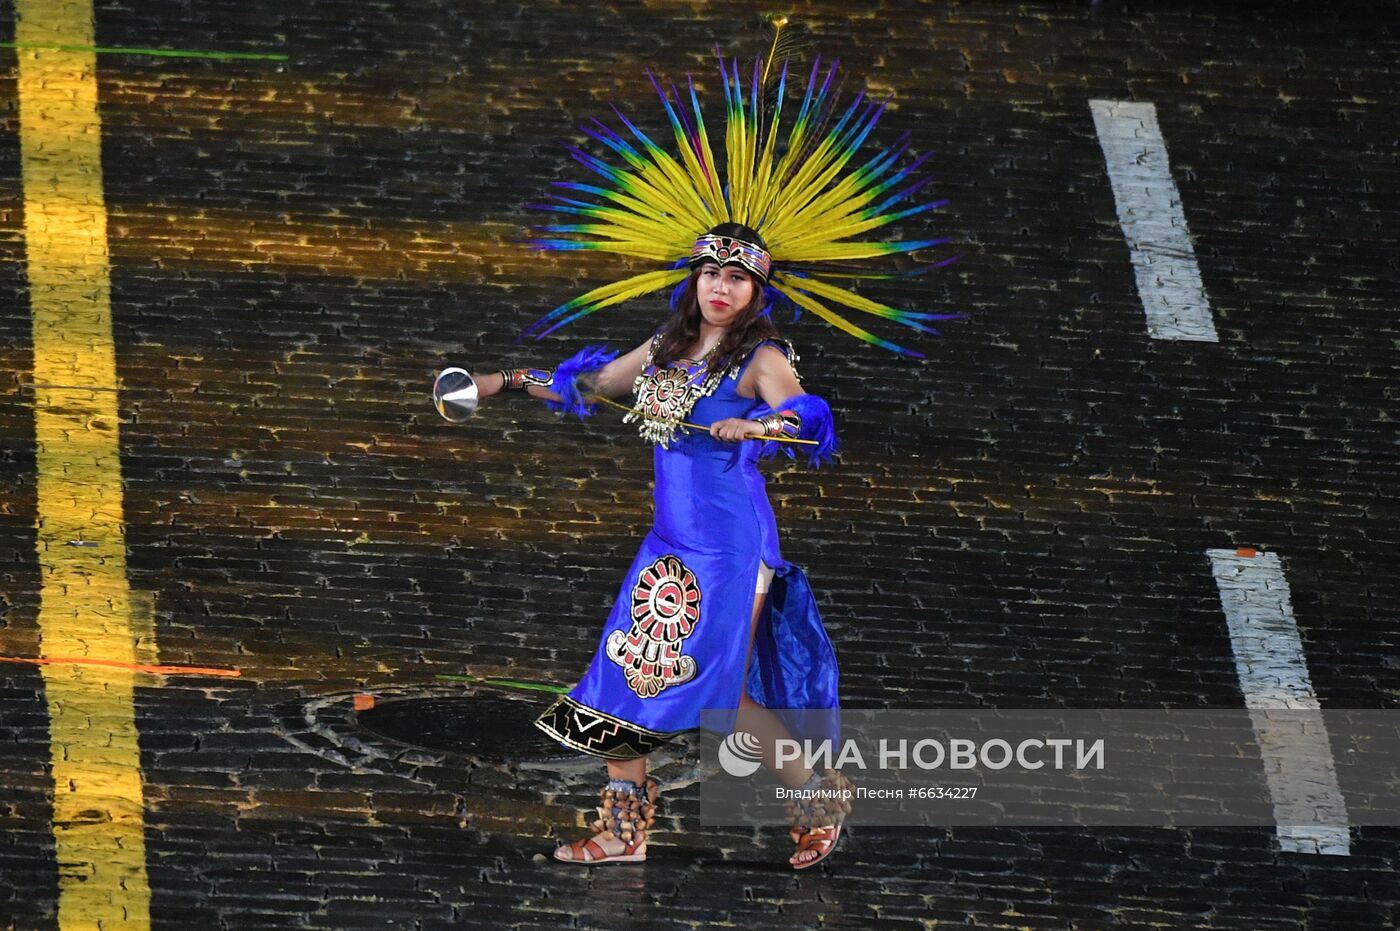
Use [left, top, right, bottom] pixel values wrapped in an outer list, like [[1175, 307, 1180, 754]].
[[1091, 100, 1219, 342], [1207, 548, 1350, 855]]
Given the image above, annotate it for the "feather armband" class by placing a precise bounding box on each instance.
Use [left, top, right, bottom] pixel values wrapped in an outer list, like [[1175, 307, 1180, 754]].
[[542, 344, 619, 420], [753, 394, 837, 468]]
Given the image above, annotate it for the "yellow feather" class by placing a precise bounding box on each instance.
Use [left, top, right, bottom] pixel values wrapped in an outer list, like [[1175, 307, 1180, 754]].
[[728, 107, 749, 220], [561, 225, 695, 252], [759, 136, 847, 236], [781, 209, 923, 251], [663, 118, 726, 220], [770, 149, 861, 233], [560, 240, 688, 262], [563, 207, 689, 243], [689, 100, 727, 221], [775, 241, 926, 263], [770, 276, 903, 348], [566, 268, 690, 312], [632, 159, 711, 223], [775, 163, 889, 235], [779, 273, 909, 321], [606, 168, 695, 228], [748, 113, 784, 225]]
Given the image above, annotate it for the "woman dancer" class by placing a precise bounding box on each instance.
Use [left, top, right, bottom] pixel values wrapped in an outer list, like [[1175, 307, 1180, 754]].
[[463, 52, 956, 869], [475, 223, 847, 867]]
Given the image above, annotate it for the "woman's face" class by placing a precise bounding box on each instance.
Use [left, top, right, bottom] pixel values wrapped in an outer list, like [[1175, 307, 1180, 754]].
[[695, 262, 757, 329]]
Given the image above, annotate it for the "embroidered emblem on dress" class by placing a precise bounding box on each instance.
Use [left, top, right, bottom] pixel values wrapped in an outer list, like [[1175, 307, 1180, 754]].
[[608, 554, 701, 698]]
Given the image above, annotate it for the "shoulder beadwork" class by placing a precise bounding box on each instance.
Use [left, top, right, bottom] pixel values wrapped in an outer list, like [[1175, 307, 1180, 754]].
[[642, 331, 662, 371]]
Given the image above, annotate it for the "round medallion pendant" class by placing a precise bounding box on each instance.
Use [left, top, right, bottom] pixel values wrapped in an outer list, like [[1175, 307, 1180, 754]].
[[641, 367, 697, 423]]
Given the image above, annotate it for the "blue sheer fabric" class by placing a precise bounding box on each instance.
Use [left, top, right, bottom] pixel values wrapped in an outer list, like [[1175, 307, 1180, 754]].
[[534, 342, 840, 758]]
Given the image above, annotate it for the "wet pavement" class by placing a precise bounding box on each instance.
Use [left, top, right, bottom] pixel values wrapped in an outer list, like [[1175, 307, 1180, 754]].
[[2, 1, 1400, 928]]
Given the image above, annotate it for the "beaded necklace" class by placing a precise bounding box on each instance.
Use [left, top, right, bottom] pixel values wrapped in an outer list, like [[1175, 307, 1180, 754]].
[[624, 334, 739, 448]]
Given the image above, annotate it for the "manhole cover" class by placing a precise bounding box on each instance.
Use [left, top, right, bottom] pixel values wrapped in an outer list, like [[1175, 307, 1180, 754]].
[[356, 694, 574, 762]]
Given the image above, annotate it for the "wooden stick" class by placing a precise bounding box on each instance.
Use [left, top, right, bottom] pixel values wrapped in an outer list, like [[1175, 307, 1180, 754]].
[[587, 394, 817, 444]]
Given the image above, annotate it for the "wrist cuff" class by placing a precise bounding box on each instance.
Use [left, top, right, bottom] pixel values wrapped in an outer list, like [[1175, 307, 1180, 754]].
[[756, 410, 802, 438], [501, 367, 554, 390]]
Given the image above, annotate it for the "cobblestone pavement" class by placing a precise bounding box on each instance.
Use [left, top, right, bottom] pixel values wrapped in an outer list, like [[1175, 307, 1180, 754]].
[[3, 0, 1400, 928]]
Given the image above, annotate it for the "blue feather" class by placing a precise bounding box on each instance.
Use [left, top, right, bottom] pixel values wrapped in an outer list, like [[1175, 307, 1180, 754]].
[[544, 344, 620, 419], [752, 393, 838, 468]]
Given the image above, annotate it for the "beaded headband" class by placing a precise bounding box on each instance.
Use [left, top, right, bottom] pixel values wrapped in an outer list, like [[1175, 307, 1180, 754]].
[[687, 234, 772, 283]]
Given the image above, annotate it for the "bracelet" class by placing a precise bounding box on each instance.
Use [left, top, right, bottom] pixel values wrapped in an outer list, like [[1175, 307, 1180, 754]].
[[755, 410, 802, 438], [499, 367, 554, 390]]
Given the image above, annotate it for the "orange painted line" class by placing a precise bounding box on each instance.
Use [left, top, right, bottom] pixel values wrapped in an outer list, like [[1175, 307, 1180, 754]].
[[0, 655, 240, 678], [1236, 547, 1259, 558]]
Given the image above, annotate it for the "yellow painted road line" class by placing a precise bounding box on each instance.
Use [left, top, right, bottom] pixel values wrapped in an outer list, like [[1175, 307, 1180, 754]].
[[16, 0, 152, 927]]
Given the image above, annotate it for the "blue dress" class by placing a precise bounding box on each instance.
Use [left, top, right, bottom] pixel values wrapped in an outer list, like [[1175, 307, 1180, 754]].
[[533, 340, 840, 759]]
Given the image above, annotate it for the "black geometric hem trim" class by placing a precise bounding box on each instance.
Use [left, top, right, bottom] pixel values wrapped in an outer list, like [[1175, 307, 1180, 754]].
[[533, 695, 683, 761]]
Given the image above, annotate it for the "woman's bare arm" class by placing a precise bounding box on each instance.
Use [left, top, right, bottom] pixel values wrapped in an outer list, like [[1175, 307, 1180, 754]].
[[710, 345, 804, 441], [749, 344, 805, 409], [574, 339, 651, 400], [470, 338, 651, 404]]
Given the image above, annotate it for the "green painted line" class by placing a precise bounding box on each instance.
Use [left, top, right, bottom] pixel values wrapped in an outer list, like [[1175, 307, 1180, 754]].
[[0, 41, 288, 61], [435, 674, 568, 695]]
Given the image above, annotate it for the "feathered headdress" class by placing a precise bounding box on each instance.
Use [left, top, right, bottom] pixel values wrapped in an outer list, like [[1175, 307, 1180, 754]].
[[522, 47, 962, 357]]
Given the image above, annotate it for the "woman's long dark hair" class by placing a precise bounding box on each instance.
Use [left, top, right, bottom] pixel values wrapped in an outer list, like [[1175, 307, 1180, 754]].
[[652, 267, 780, 374]]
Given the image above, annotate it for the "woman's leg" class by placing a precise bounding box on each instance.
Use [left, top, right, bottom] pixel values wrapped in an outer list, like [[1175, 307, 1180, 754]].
[[607, 757, 646, 786], [737, 691, 813, 790], [738, 564, 844, 867], [737, 564, 814, 792]]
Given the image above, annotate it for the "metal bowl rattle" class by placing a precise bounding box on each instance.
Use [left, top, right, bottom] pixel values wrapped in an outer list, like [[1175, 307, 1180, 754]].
[[431, 367, 479, 423]]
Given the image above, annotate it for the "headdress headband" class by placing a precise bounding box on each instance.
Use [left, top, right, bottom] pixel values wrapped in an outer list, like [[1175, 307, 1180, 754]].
[[523, 53, 962, 356], [688, 233, 772, 282]]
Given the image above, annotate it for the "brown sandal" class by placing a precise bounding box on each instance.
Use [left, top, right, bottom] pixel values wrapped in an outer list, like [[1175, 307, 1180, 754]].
[[554, 834, 647, 864], [791, 824, 844, 870], [554, 777, 658, 866], [784, 769, 853, 870]]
